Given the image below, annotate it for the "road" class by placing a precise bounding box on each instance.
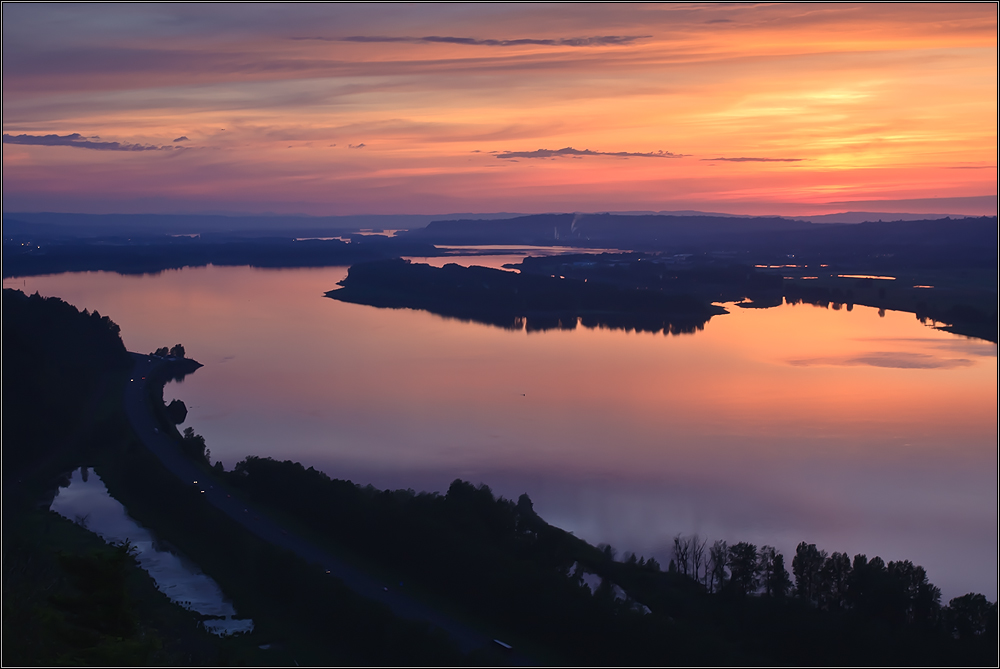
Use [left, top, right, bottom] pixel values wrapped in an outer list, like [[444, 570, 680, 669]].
[[123, 352, 529, 662]]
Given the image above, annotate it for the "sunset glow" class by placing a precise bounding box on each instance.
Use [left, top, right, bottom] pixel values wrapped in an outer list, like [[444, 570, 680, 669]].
[[3, 3, 996, 216]]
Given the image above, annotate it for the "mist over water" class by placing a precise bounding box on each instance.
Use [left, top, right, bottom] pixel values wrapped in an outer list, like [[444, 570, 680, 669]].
[[7, 264, 996, 601]]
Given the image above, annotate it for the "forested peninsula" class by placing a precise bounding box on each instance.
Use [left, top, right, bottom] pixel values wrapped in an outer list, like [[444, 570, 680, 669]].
[[326, 258, 726, 334]]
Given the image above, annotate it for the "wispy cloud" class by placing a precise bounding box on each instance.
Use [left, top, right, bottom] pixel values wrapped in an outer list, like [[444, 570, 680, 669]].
[[3, 132, 177, 151], [299, 35, 650, 47], [496, 147, 687, 160], [702, 156, 804, 162], [173, 136, 189, 142]]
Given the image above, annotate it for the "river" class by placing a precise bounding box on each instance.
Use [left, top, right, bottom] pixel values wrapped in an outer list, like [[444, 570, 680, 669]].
[[6, 261, 996, 601]]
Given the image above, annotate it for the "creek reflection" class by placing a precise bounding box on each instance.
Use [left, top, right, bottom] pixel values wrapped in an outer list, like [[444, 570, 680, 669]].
[[49, 467, 253, 636], [7, 265, 996, 601]]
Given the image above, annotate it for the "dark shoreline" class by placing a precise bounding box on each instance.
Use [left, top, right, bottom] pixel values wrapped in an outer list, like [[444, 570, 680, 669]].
[[326, 258, 727, 334]]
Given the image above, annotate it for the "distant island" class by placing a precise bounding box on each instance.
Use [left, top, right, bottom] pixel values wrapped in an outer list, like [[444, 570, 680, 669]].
[[325, 258, 727, 334]]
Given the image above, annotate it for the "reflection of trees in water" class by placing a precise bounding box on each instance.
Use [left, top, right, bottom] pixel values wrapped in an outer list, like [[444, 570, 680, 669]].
[[419, 310, 711, 335]]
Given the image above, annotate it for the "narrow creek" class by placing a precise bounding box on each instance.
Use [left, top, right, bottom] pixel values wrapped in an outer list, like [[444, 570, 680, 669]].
[[49, 467, 254, 636]]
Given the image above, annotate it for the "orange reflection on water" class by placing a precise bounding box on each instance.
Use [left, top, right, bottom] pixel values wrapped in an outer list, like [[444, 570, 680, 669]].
[[5, 265, 996, 599]]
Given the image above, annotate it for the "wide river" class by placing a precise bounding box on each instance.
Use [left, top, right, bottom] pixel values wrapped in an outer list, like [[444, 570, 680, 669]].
[[6, 260, 996, 601]]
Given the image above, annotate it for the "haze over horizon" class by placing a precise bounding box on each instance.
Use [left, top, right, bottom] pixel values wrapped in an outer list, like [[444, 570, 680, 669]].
[[3, 4, 996, 218]]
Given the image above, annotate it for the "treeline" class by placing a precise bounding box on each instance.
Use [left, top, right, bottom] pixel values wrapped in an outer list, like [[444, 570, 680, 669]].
[[2, 289, 132, 470], [327, 258, 724, 334], [516, 253, 784, 306], [1, 233, 442, 278], [96, 428, 466, 666], [219, 455, 997, 665], [666, 533, 993, 638]]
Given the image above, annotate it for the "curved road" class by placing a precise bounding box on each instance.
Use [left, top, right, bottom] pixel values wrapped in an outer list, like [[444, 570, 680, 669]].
[[124, 353, 529, 663]]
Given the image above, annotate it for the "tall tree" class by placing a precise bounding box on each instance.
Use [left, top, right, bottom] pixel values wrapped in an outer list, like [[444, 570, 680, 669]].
[[946, 593, 996, 640], [727, 542, 760, 596], [767, 553, 792, 599], [792, 542, 827, 604], [818, 552, 851, 611], [672, 535, 692, 578], [691, 535, 708, 586], [707, 540, 728, 594], [888, 560, 941, 626]]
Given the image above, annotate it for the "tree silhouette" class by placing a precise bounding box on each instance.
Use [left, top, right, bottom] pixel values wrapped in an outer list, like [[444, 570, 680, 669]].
[[165, 399, 187, 424], [792, 542, 827, 604], [768, 553, 792, 599], [707, 540, 728, 594], [180, 426, 208, 462], [818, 551, 851, 611], [757, 545, 791, 598], [888, 559, 941, 627], [946, 593, 996, 640], [726, 542, 759, 596], [672, 535, 692, 578]]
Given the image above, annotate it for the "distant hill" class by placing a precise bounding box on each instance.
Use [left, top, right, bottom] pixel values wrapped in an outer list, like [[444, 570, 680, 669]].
[[3, 208, 983, 237], [1, 212, 527, 237], [791, 211, 978, 224], [399, 213, 997, 264], [400, 213, 816, 247]]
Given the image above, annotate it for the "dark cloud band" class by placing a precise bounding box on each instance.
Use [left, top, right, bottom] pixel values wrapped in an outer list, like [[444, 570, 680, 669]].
[[702, 156, 804, 162], [298, 35, 649, 47], [496, 147, 686, 160], [3, 132, 176, 152]]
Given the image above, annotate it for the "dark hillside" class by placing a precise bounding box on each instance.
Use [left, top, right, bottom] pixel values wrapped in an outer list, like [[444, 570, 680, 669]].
[[401, 213, 998, 270]]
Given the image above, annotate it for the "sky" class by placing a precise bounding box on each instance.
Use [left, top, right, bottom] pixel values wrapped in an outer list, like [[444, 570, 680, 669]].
[[2, 3, 997, 217]]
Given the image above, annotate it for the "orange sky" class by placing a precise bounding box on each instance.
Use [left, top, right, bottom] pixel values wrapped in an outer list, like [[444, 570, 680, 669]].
[[2, 3, 996, 216]]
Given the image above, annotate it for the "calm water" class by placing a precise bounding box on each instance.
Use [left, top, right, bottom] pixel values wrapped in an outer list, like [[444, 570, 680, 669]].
[[8, 264, 996, 601], [50, 468, 253, 636]]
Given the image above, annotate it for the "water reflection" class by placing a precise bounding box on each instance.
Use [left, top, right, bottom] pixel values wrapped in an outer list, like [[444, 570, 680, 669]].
[[404, 243, 627, 271], [8, 265, 996, 602], [49, 468, 253, 636]]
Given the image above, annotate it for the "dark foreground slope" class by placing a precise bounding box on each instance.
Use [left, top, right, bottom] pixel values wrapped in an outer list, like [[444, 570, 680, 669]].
[[218, 454, 998, 666], [326, 258, 726, 333], [2, 289, 463, 666], [1, 290, 252, 665]]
